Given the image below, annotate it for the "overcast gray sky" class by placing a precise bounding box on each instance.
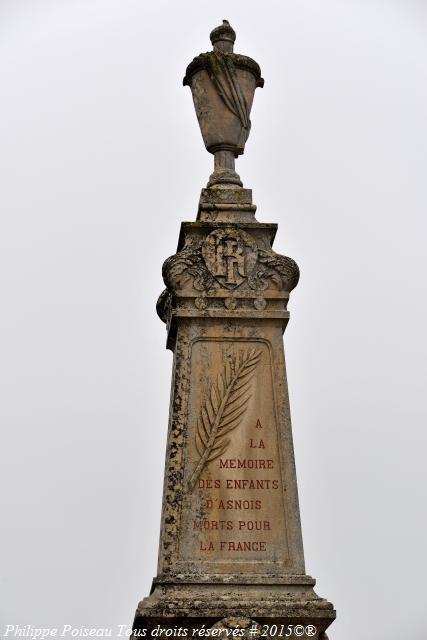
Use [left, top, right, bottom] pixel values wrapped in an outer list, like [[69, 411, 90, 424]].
[[1, 1, 427, 639]]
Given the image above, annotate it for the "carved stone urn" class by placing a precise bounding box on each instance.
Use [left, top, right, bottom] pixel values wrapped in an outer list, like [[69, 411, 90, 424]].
[[184, 20, 264, 187]]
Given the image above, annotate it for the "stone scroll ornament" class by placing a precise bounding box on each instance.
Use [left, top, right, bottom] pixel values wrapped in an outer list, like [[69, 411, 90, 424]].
[[187, 348, 261, 491]]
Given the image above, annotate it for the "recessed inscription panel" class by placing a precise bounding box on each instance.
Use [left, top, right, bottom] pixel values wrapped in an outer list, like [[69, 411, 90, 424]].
[[179, 339, 289, 568]]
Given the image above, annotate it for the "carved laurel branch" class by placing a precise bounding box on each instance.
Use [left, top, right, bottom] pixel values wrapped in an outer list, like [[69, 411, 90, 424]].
[[162, 239, 214, 292], [248, 249, 300, 292], [187, 348, 261, 491]]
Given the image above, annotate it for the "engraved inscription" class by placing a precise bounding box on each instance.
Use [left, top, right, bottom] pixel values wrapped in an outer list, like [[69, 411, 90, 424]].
[[180, 340, 289, 566]]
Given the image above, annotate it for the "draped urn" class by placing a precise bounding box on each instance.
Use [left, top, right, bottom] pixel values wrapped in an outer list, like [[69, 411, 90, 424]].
[[183, 20, 264, 187]]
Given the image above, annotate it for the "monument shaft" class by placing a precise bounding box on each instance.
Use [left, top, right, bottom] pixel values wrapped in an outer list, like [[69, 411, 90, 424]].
[[133, 20, 335, 640]]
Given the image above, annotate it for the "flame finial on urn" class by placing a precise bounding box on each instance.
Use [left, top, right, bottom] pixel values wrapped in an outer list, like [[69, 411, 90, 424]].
[[184, 21, 264, 189]]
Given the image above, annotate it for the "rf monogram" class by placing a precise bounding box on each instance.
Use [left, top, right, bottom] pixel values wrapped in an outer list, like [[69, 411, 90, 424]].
[[213, 237, 246, 284], [202, 228, 258, 289]]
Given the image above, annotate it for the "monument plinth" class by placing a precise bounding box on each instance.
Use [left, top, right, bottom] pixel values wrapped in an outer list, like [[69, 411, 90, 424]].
[[133, 21, 335, 639]]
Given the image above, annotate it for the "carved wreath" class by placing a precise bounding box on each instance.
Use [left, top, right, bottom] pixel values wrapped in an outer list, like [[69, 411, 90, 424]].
[[157, 236, 300, 324]]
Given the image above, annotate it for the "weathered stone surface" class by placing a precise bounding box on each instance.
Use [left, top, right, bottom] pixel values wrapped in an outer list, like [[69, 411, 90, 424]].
[[184, 20, 263, 189], [133, 19, 335, 640]]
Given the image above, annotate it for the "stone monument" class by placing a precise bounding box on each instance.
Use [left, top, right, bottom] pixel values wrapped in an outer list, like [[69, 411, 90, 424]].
[[133, 20, 336, 640]]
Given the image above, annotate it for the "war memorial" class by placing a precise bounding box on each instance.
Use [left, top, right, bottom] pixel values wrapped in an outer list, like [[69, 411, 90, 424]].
[[132, 20, 336, 640]]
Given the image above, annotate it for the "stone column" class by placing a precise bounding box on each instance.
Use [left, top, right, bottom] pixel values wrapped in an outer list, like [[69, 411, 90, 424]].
[[133, 21, 335, 640]]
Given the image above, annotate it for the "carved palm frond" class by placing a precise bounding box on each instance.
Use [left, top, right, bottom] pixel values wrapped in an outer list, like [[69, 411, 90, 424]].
[[187, 348, 261, 491]]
